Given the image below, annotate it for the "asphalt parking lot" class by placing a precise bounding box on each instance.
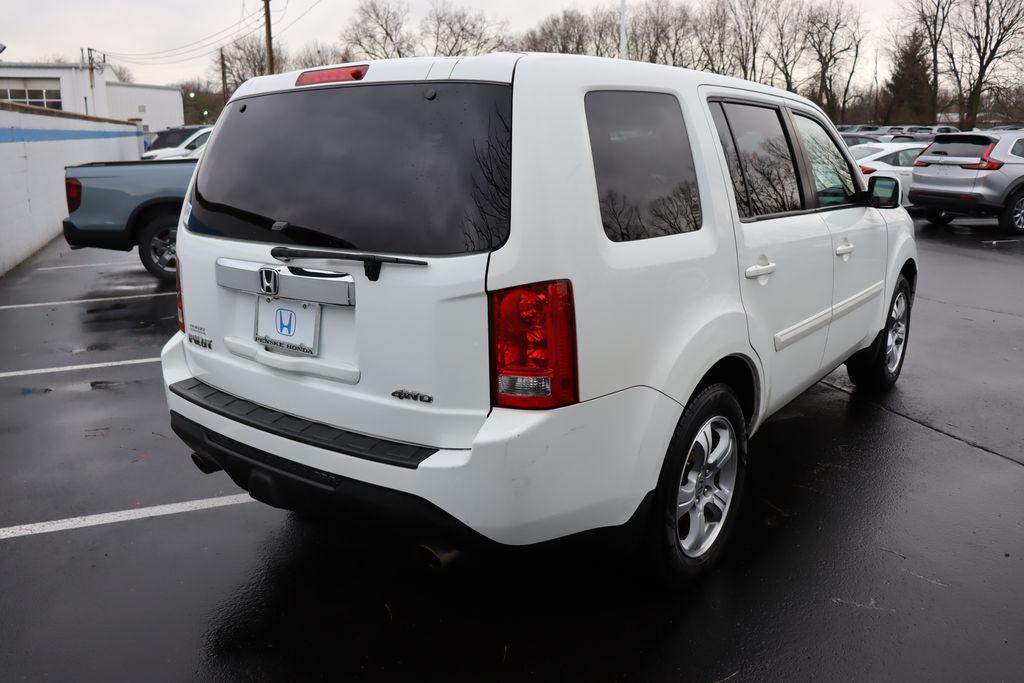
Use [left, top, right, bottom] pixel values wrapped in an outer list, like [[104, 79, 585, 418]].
[[1, 222, 1022, 681]]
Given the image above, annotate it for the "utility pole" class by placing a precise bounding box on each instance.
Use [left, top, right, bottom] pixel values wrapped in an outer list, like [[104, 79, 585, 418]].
[[618, 0, 627, 59], [263, 0, 274, 74], [220, 47, 228, 104]]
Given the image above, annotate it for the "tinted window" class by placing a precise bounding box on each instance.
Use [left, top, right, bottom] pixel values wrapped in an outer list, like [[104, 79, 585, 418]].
[[926, 135, 994, 157], [192, 83, 512, 255], [150, 128, 196, 150], [716, 102, 802, 217], [1011, 139, 1024, 157], [710, 102, 752, 217], [793, 114, 857, 207], [585, 91, 702, 241], [896, 148, 924, 166]]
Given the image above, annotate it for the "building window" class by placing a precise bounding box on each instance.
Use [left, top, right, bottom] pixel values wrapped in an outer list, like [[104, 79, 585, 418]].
[[1, 78, 62, 109]]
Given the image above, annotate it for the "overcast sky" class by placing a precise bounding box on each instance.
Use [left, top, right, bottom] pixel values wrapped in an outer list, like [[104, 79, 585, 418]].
[[2, 0, 898, 85]]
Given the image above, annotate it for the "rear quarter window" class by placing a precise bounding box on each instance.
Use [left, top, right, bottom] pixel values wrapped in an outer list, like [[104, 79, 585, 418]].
[[926, 135, 994, 157], [585, 91, 702, 242]]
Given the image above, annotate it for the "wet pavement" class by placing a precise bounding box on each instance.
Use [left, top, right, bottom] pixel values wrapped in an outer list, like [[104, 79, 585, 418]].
[[1, 223, 1022, 680]]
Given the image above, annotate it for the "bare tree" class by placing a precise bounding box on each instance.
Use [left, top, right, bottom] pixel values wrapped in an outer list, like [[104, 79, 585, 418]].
[[292, 41, 352, 69], [729, 0, 773, 82], [520, 9, 591, 54], [216, 34, 290, 92], [902, 0, 955, 122], [627, 0, 694, 66], [108, 63, 135, 83], [590, 5, 622, 57], [692, 0, 738, 75], [343, 0, 418, 59], [764, 0, 809, 91], [943, 0, 1024, 128], [421, 1, 508, 56], [805, 0, 862, 120]]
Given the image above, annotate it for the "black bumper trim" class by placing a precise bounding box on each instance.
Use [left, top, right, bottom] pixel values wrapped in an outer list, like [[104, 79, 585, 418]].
[[169, 378, 437, 469], [62, 219, 134, 251], [170, 411, 487, 545], [907, 190, 1002, 214]]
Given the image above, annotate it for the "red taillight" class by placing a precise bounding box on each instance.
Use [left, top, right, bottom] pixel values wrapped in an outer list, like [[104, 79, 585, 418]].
[[913, 159, 930, 167], [489, 280, 577, 410], [961, 143, 1003, 170], [65, 178, 82, 213], [859, 165, 876, 175], [176, 260, 185, 333], [295, 65, 368, 86]]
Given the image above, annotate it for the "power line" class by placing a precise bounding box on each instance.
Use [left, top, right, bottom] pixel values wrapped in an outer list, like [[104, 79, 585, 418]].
[[103, 20, 267, 66], [99, 7, 264, 58], [273, 0, 323, 38]]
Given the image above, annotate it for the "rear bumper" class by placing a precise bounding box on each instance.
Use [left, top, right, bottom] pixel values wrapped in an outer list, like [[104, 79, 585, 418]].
[[62, 219, 133, 251], [161, 333, 679, 546], [907, 189, 1002, 214]]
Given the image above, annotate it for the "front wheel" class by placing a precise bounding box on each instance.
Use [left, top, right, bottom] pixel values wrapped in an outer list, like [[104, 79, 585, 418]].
[[924, 208, 954, 226], [649, 383, 747, 587], [137, 214, 178, 282], [846, 274, 912, 392], [999, 193, 1024, 234]]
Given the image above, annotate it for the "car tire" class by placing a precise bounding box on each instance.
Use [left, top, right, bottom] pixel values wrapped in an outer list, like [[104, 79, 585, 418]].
[[649, 383, 747, 587], [998, 193, 1024, 234], [845, 274, 912, 393], [137, 213, 178, 282], [924, 208, 954, 226]]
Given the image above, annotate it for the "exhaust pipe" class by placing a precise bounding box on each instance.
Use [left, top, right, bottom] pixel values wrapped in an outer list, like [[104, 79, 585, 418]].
[[415, 544, 463, 571], [190, 451, 222, 474]]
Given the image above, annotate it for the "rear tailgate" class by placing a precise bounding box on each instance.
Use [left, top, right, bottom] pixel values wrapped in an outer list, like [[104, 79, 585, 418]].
[[179, 76, 512, 451], [912, 134, 993, 193]]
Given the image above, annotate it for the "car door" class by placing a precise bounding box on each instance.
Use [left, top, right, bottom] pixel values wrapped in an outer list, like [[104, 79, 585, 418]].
[[789, 111, 888, 368], [708, 99, 834, 413]]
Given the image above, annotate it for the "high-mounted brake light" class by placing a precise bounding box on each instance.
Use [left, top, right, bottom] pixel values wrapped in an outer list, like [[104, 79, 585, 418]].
[[489, 280, 578, 410], [176, 259, 185, 333], [859, 165, 876, 175], [960, 143, 1003, 170], [65, 178, 82, 213], [295, 65, 368, 86]]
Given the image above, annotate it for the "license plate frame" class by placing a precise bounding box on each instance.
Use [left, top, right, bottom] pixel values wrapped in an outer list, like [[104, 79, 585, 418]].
[[254, 296, 322, 357]]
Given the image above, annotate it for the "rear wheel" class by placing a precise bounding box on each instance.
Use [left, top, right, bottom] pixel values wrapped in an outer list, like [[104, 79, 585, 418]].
[[137, 214, 178, 281], [924, 208, 954, 226], [650, 383, 747, 587], [846, 274, 912, 393], [999, 193, 1024, 234]]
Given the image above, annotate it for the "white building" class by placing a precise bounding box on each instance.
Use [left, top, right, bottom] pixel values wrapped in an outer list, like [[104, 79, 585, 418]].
[[0, 61, 183, 134]]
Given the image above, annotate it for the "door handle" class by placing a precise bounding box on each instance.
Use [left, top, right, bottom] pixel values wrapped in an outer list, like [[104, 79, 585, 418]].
[[836, 243, 855, 256], [744, 262, 776, 279]]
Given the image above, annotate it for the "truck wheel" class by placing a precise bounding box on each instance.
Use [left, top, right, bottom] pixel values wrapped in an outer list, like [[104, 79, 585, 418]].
[[846, 274, 912, 393], [649, 383, 747, 587], [137, 214, 178, 281], [924, 208, 953, 226], [999, 193, 1024, 234]]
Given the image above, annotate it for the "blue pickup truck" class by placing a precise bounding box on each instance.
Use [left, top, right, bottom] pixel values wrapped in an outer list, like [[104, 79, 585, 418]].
[[63, 159, 197, 280]]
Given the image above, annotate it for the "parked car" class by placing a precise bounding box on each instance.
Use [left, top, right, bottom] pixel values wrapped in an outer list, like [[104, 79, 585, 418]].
[[146, 125, 205, 153], [910, 132, 1024, 232], [63, 159, 196, 279], [847, 124, 884, 133], [141, 126, 212, 160], [851, 142, 929, 206], [842, 132, 882, 147], [163, 54, 917, 583]]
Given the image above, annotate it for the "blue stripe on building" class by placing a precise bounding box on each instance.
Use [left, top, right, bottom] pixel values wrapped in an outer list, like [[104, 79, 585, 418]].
[[0, 128, 143, 144]]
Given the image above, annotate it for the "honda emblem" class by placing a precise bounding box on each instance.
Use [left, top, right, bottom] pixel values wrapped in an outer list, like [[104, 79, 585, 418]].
[[259, 267, 279, 296]]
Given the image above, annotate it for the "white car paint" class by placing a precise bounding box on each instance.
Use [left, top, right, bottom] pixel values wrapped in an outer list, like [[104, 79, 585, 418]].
[[142, 126, 212, 160], [163, 53, 917, 546], [851, 142, 928, 205]]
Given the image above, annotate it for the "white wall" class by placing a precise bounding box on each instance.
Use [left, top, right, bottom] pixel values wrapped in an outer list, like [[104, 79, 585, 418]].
[[106, 82, 184, 134], [0, 103, 142, 276]]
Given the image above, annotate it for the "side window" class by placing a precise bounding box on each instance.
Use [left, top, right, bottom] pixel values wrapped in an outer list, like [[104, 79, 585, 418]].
[[186, 132, 210, 150], [877, 152, 901, 166], [792, 114, 857, 207], [714, 102, 803, 217], [709, 102, 752, 218], [585, 91, 702, 242], [897, 148, 924, 166], [1011, 139, 1024, 158]]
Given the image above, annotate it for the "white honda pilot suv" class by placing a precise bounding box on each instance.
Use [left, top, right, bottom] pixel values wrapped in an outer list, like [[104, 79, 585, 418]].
[[163, 53, 917, 582]]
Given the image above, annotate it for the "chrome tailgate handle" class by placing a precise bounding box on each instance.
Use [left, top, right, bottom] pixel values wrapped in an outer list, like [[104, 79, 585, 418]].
[[216, 258, 355, 306]]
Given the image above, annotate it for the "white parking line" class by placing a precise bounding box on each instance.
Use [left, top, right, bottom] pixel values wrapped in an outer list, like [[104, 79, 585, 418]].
[[35, 261, 137, 271], [0, 494, 255, 540], [0, 357, 160, 379], [0, 292, 175, 311]]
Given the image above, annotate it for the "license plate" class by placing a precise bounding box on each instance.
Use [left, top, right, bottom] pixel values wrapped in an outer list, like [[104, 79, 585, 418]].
[[254, 297, 321, 356]]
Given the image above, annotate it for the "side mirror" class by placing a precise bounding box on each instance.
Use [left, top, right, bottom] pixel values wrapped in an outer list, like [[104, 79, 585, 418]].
[[868, 175, 901, 209]]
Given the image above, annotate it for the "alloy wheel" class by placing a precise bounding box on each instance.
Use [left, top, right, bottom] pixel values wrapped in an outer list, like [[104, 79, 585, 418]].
[[149, 227, 177, 273], [676, 416, 738, 558], [886, 291, 908, 373], [1014, 197, 1024, 231]]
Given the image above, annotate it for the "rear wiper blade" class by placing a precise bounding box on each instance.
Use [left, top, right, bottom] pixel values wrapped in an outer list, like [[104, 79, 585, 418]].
[[270, 246, 427, 282]]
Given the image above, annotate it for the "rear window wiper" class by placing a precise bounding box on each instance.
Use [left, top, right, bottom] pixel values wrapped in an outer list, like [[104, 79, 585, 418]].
[[270, 246, 427, 282]]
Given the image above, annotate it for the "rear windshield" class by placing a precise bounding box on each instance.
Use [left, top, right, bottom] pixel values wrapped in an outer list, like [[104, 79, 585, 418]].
[[150, 128, 196, 150], [925, 135, 994, 157], [190, 82, 512, 255]]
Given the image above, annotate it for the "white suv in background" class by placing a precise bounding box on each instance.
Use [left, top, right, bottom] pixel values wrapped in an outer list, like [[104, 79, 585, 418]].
[[162, 54, 918, 583]]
